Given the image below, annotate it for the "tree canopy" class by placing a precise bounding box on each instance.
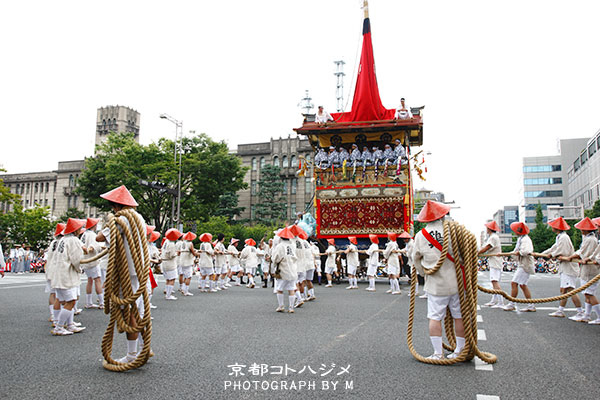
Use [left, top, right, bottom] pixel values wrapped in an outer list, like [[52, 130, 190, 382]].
[[0, 203, 55, 251], [254, 164, 287, 225], [77, 132, 247, 232]]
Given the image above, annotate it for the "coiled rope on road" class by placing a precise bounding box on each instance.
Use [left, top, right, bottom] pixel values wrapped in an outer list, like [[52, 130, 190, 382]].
[[82, 209, 152, 372]]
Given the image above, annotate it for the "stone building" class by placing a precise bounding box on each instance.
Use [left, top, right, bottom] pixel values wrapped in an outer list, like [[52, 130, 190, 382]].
[[95, 105, 140, 151], [235, 135, 315, 222]]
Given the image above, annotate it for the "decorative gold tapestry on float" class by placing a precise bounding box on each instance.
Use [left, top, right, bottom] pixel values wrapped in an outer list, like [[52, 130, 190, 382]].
[[317, 197, 404, 237]]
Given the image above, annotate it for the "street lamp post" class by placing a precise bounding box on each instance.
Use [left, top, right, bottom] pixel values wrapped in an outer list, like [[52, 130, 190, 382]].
[[159, 113, 183, 230]]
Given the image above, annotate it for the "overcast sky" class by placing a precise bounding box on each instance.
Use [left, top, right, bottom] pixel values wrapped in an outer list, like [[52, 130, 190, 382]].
[[1, 0, 599, 235]]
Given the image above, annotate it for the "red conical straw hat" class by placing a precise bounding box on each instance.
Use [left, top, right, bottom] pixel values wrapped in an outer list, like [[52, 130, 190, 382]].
[[86, 218, 100, 230], [63, 218, 86, 235], [230, 237, 240, 244], [146, 225, 155, 236], [150, 231, 161, 242], [54, 223, 66, 237], [327, 238, 335, 246], [484, 221, 500, 232], [369, 234, 379, 244], [593, 217, 600, 227], [348, 236, 357, 245], [574, 217, 597, 231], [510, 222, 530, 236], [199, 233, 213, 243], [548, 217, 570, 231], [100, 185, 138, 207], [399, 231, 412, 239], [417, 200, 451, 223], [277, 227, 295, 239], [387, 232, 397, 241], [289, 224, 304, 237], [183, 232, 197, 241], [245, 238, 256, 246], [165, 228, 183, 241], [298, 231, 308, 240]]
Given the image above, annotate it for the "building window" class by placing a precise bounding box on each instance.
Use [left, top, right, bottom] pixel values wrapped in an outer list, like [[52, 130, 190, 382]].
[[52, 199, 56, 212], [251, 157, 257, 171], [524, 177, 562, 185], [589, 142, 597, 157], [273, 156, 279, 167], [282, 156, 289, 168], [283, 179, 288, 194], [74, 196, 78, 207], [305, 177, 312, 194], [26, 183, 30, 193], [250, 205, 256, 220], [522, 165, 562, 173], [251, 181, 257, 195], [69, 174, 74, 187], [45, 182, 49, 192], [525, 216, 546, 223], [291, 203, 297, 217], [291, 178, 297, 194], [34, 183, 38, 193], [67, 196, 71, 208], [581, 150, 588, 165], [260, 157, 265, 168], [291, 155, 297, 168], [44, 199, 48, 207], [524, 190, 563, 198]]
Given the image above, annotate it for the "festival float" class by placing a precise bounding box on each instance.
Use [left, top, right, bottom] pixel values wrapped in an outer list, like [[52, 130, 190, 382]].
[[294, 0, 425, 243]]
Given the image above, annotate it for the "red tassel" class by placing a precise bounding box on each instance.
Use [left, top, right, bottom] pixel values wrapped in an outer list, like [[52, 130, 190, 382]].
[[425, 167, 428, 173]]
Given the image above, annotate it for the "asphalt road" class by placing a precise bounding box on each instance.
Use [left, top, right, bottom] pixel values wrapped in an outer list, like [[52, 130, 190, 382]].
[[1, 271, 599, 400]]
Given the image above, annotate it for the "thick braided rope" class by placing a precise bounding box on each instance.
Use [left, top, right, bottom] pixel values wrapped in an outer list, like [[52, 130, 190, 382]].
[[407, 220, 497, 365], [80, 249, 108, 265], [100, 209, 152, 372], [478, 273, 600, 303]]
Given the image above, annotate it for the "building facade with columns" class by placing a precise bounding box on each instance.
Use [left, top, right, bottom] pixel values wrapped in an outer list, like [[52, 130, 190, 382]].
[[235, 135, 315, 222]]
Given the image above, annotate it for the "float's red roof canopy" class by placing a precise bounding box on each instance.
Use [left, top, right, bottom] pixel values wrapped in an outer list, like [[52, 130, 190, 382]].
[[331, 17, 395, 123]]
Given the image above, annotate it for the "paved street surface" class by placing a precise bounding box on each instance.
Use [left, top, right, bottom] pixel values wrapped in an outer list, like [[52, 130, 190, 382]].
[[1, 271, 599, 400]]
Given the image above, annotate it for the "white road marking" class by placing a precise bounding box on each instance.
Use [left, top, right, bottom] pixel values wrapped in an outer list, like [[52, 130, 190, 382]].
[[477, 315, 483, 322], [474, 356, 493, 371], [476, 395, 500, 400], [477, 305, 481, 311], [535, 307, 577, 311], [477, 329, 487, 341], [0, 284, 48, 290]]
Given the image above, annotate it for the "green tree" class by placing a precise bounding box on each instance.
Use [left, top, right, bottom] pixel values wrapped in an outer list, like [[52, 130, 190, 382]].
[[213, 192, 245, 222], [0, 168, 19, 207], [0, 204, 54, 250], [59, 207, 86, 223], [584, 199, 600, 219], [255, 164, 287, 225], [77, 132, 247, 232], [528, 203, 555, 252]]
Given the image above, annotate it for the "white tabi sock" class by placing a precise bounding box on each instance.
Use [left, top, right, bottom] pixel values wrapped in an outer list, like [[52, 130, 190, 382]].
[[584, 303, 592, 317], [137, 336, 144, 353], [593, 304, 600, 319], [250, 277, 255, 285], [295, 291, 303, 302], [58, 309, 71, 327], [226, 276, 231, 284], [369, 277, 375, 288], [49, 305, 54, 318], [577, 307, 583, 314], [86, 294, 92, 306], [288, 296, 295, 309], [98, 293, 104, 305], [53, 308, 60, 323], [430, 336, 443, 355], [394, 279, 400, 292], [455, 336, 465, 354], [309, 288, 314, 297], [235, 276, 240, 284], [328, 280, 332, 285], [277, 293, 284, 307], [389, 280, 394, 290], [496, 294, 504, 305], [166, 285, 173, 297], [127, 339, 137, 354]]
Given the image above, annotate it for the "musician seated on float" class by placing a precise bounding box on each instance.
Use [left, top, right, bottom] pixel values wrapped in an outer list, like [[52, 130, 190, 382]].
[[314, 147, 328, 169], [371, 146, 384, 165], [327, 146, 340, 167], [395, 97, 413, 120], [315, 106, 334, 124], [383, 144, 396, 165], [394, 139, 408, 164], [361, 146, 373, 167], [349, 143, 362, 167], [338, 146, 350, 165]]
